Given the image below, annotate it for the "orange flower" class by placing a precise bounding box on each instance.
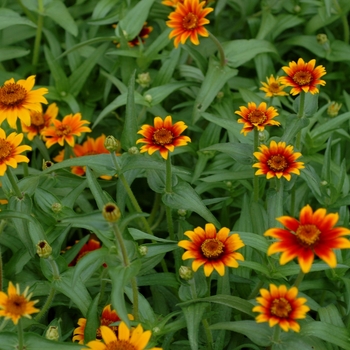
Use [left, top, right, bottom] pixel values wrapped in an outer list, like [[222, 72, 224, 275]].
[[0, 128, 31, 176], [167, 0, 213, 48], [68, 238, 104, 267], [162, 0, 184, 6], [0, 75, 48, 129], [114, 23, 153, 48], [253, 284, 309, 332], [0, 282, 39, 325], [21, 103, 58, 141], [178, 223, 244, 276], [42, 113, 91, 148], [73, 304, 134, 344], [136, 115, 191, 160], [253, 140, 304, 181], [235, 102, 280, 135], [260, 75, 288, 97], [280, 58, 326, 95], [265, 205, 350, 273]]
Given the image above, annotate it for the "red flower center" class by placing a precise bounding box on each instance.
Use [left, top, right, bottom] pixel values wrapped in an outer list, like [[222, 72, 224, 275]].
[[269, 82, 280, 93], [293, 71, 312, 86], [296, 224, 321, 246], [0, 139, 12, 161], [182, 12, 199, 30], [267, 155, 288, 172], [248, 110, 266, 124], [0, 83, 26, 106], [270, 297, 292, 318], [153, 128, 174, 145], [30, 112, 45, 127], [201, 238, 225, 258], [56, 125, 72, 137], [105, 340, 136, 350]]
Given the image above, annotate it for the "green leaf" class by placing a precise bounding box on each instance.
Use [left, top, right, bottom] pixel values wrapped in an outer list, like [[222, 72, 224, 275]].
[[137, 272, 179, 288], [128, 228, 175, 243], [0, 8, 36, 30], [85, 167, 110, 210], [280, 115, 309, 145], [84, 294, 100, 343], [318, 304, 345, 327], [235, 231, 269, 254], [292, 93, 318, 116], [0, 47, 30, 61], [281, 35, 326, 58], [153, 48, 182, 86]]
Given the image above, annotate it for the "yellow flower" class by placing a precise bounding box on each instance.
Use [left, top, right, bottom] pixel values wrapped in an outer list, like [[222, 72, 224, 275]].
[[260, 75, 288, 97], [0, 75, 48, 129], [0, 281, 39, 324]]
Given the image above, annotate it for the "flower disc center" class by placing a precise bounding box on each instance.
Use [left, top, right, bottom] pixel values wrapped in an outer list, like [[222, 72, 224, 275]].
[[267, 155, 288, 171], [105, 340, 137, 350], [293, 71, 312, 86], [30, 112, 45, 127], [270, 297, 292, 318], [6, 295, 28, 316], [0, 139, 12, 161], [0, 83, 26, 106], [269, 82, 280, 93], [296, 224, 321, 246], [183, 12, 199, 29], [248, 110, 267, 124], [153, 128, 174, 145], [56, 125, 72, 137], [201, 239, 224, 258]]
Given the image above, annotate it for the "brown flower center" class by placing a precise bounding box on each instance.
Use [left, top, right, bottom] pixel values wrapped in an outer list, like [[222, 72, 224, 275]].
[[182, 12, 198, 30], [153, 128, 174, 146], [0, 138, 13, 161], [0, 83, 26, 107], [296, 224, 321, 246], [96, 318, 119, 339], [269, 82, 280, 93], [5, 295, 28, 316], [56, 125, 72, 137], [105, 340, 137, 350], [270, 297, 292, 318], [267, 155, 288, 172], [247, 110, 267, 124], [293, 71, 312, 86], [201, 239, 225, 258], [30, 112, 45, 127]]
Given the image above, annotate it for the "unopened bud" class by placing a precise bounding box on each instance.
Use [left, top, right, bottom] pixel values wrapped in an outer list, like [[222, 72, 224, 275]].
[[144, 94, 152, 103], [46, 326, 59, 341], [51, 202, 62, 214], [225, 181, 232, 188], [216, 91, 224, 100], [177, 209, 187, 217], [179, 265, 194, 280], [138, 245, 148, 256], [36, 240, 52, 259], [327, 102, 342, 118], [42, 160, 54, 170], [128, 146, 139, 155], [294, 5, 301, 12], [316, 34, 328, 45], [152, 326, 161, 334], [321, 180, 328, 186], [136, 72, 151, 88], [102, 203, 121, 222], [104, 136, 120, 152], [258, 131, 266, 142]]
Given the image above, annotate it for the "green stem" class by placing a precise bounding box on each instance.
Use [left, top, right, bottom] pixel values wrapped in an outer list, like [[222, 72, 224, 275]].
[[165, 156, 174, 240], [16, 122, 29, 177], [293, 270, 305, 289], [272, 325, 281, 343], [188, 277, 197, 299], [0, 220, 7, 292], [17, 318, 24, 350], [332, 0, 349, 44], [98, 268, 109, 305], [5, 168, 23, 199], [295, 91, 305, 150], [147, 193, 161, 226], [0, 318, 8, 331], [32, 0, 44, 69], [202, 318, 214, 350], [208, 31, 226, 67], [64, 143, 74, 160], [247, 280, 264, 300], [34, 286, 55, 322], [253, 128, 259, 202]]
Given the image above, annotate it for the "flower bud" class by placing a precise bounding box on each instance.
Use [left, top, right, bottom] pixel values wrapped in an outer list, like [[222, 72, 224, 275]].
[[51, 202, 62, 214], [327, 102, 342, 118], [138, 245, 148, 256], [179, 265, 194, 280], [36, 240, 52, 259], [45, 326, 59, 341], [128, 146, 139, 155], [104, 136, 120, 153], [144, 94, 153, 103], [102, 203, 121, 223], [42, 160, 54, 170], [316, 33, 328, 45], [216, 91, 224, 100], [177, 209, 187, 217], [136, 72, 151, 88]]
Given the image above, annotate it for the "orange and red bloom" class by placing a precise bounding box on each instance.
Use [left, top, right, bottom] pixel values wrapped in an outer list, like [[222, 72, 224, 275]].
[[114, 23, 153, 47], [167, 0, 213, 48], [260, 75, 288, 97], [0, 75, 48, 129], [68, 238, 104, 267], [0, 282, 39, 325], [280, 58, 326, 95], [0, 128, 31, 176], [235, 102, 280, 135], [42, 112, 91, 148], [265, 205, 350, 273], [136, 116, 191, 159], [253, 140, 304, 181], [162, 0, 184, 6], [253, 284, 309, 332], [178, 223, 244, 276]]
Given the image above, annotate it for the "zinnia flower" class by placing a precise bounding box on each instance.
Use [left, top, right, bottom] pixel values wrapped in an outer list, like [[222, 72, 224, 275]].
[[113, 23, 153, 48], [253, 140, 304, 181], [0, 128, 31, 176], [0, 75, 48, 129], [235, 102, 280, 135], [162, 0, 184, 6], [167, 0, 213, 48], [67, 238, 104, 267], [260, 75, 288, 97], [265, 205, 350, 273], [73, 304, 134, 344], [21, 103, 59, 141], [136, 115, 191, 160], [42, 112, 91, 148], [84, 324, 162, 350], [280, 58, 326, 95], [178, 223, 244, 276], [0, 281, 39, 324], [252, 284, 309, 332]]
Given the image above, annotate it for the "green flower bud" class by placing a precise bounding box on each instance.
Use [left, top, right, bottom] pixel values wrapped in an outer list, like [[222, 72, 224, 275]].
[[36, 240, 52, 259], [103, 203, 121, 223]]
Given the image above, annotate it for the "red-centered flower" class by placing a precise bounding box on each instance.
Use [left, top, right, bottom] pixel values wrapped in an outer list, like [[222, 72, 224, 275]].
[[253, 140, 304, 181], [73, 304, 134, 344], [178, 223, 244, 276], [265, 205, 350, 273], [162, 0, 184, 6], [167, 0, 213, 48], [68, 238, 104, 267], [235, 102, 280, 136], [280, 58, 326, 95], [260, 75, 288, 97], [252, 284, 309, 332], [114, 22, 153, 47], [136, 115, 191, 160]]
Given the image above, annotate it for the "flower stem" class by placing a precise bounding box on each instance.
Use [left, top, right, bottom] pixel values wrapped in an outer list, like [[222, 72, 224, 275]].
[[165, 156, 175, 241], [202, 318, 214, 350], [208, 31, 226, 67], [0, 220, 7, 292], [272, 325, 281, 343], [253, 128, 260, 202], [32, 0, 44, 69], [293, 270, 305, 288], [295, 91, 305, 150], [248, 280, 264, 300], [5, 168, 23, 199], [17, 318, 24, 350]]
